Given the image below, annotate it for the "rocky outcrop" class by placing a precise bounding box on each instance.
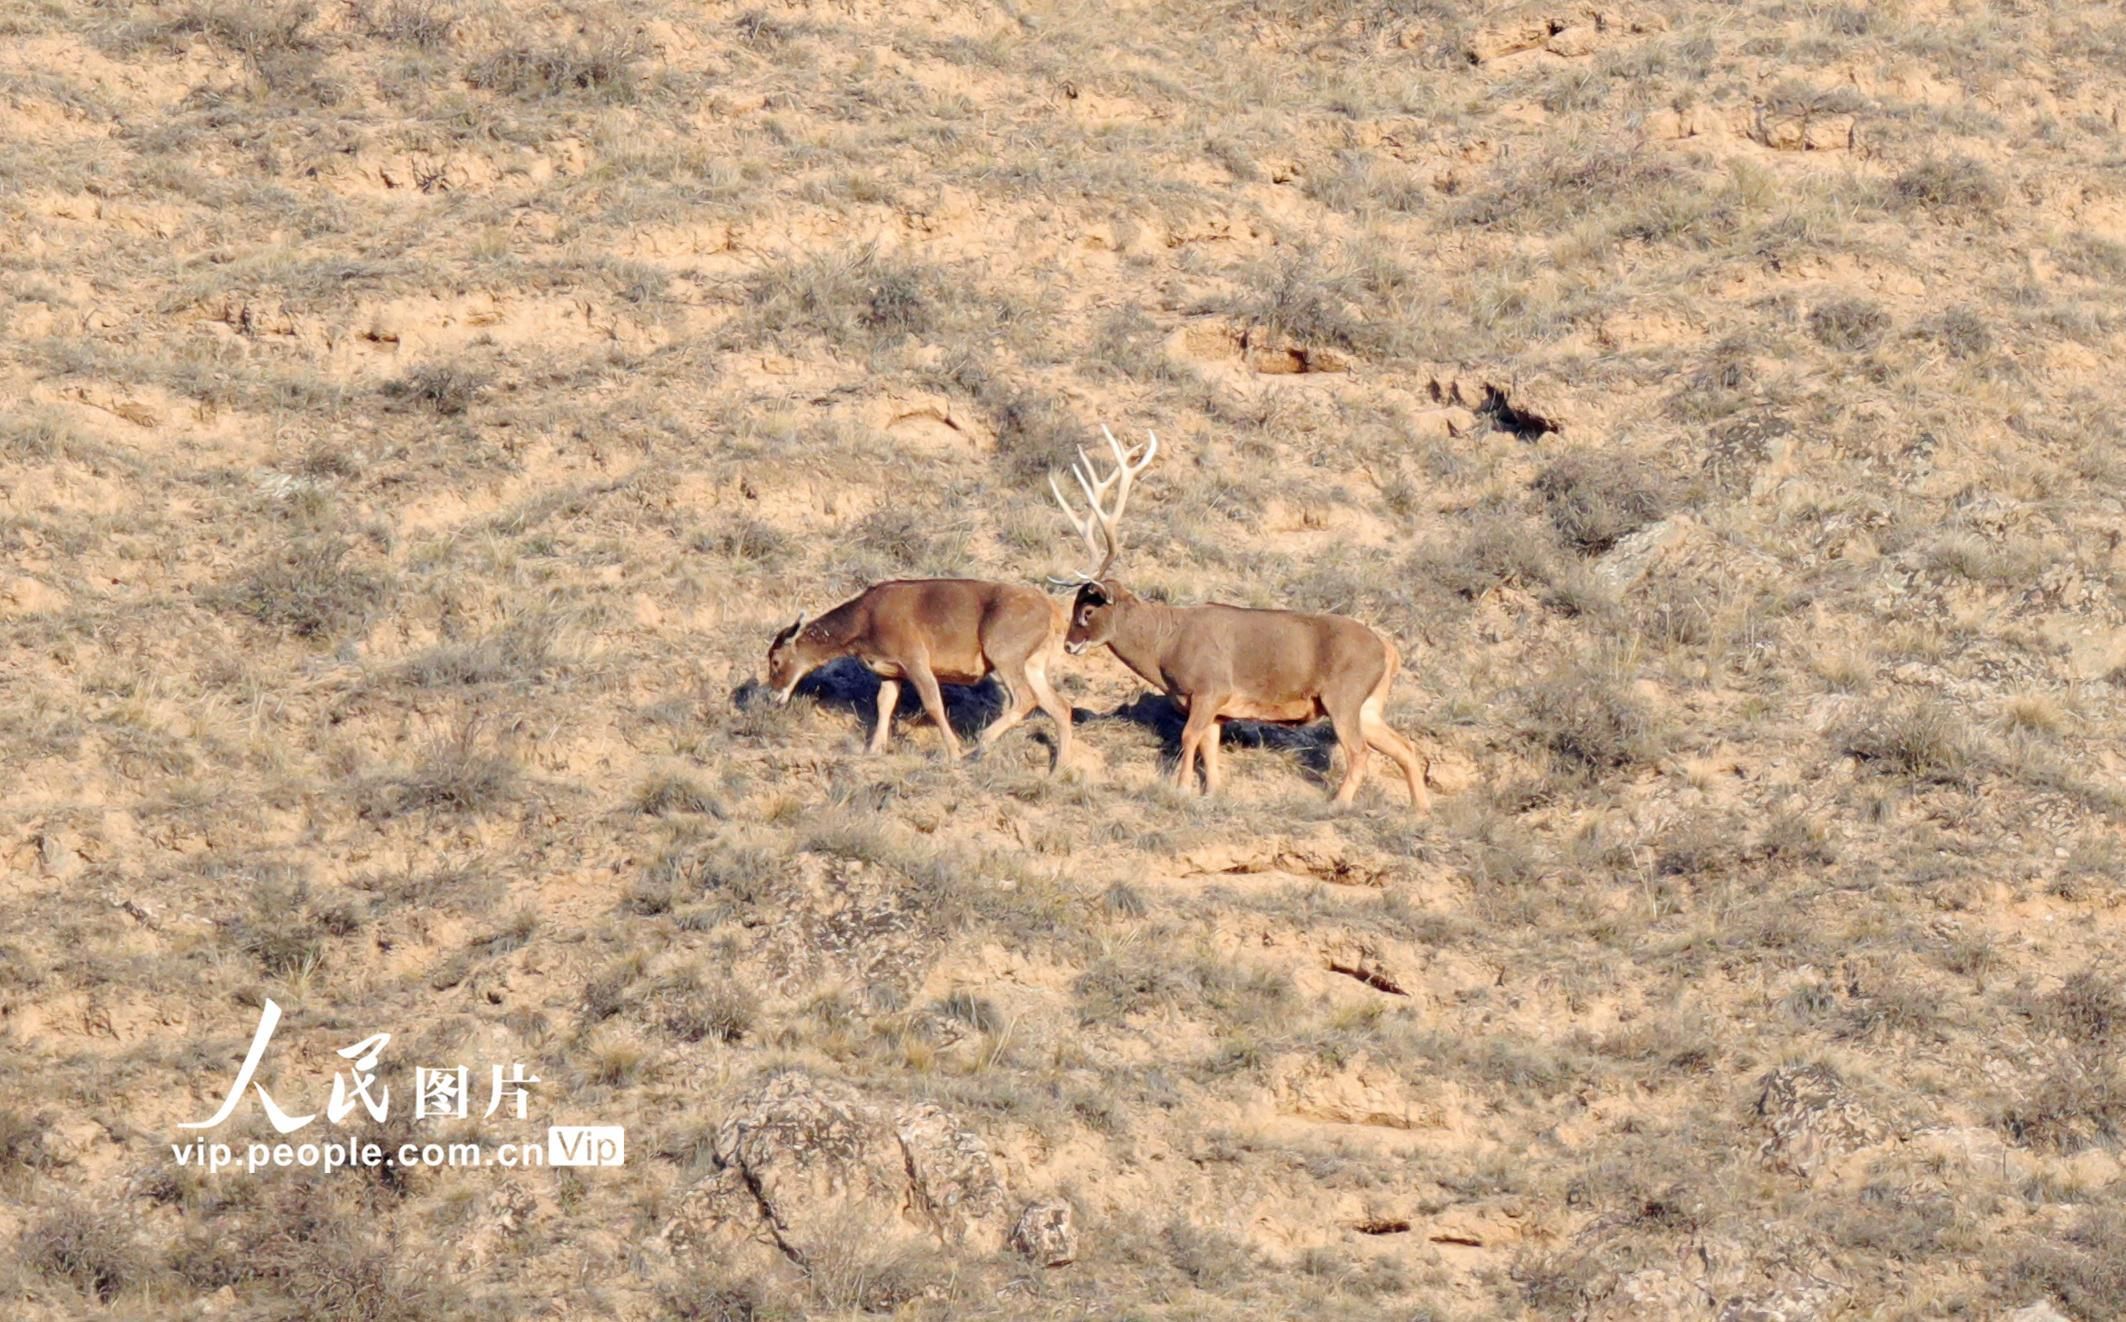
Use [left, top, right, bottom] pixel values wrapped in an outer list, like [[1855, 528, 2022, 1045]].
[[1753, 1064, 1886, 1179], [1010, 1199, 1078, 1267], [1464, 3, 1665, 64], [667, 1072, 1008, 1265]]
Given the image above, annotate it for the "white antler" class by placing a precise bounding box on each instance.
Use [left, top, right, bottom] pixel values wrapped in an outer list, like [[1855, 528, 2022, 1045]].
[[1049, 425, 1158, 587]]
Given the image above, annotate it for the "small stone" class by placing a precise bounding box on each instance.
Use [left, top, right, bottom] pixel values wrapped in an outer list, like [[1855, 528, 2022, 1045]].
[[1010, 1198, 1077, 1267], [38, 829, 82, 880]]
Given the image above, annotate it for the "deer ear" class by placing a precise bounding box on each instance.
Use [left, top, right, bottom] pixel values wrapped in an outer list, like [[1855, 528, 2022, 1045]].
[[793, 612, 806, 635]]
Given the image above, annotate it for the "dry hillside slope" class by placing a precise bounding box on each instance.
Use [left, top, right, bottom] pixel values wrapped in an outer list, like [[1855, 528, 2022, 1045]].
[[4, 0, 2126, 1317]]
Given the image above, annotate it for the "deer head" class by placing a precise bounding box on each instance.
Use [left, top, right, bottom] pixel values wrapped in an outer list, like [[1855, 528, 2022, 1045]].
[[1049, 424, 1158, 655], [765, 611, 809, 700]]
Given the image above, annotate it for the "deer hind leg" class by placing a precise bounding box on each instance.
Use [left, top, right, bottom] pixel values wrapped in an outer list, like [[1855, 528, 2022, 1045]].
[[1361, 698, 1431, 814], [1327, 698, 1371, 805], [1176, 696, 1222, 793], [868, 678, 902, 754], [905, 659, 964, 759], [1024, 650, 1072, 772]]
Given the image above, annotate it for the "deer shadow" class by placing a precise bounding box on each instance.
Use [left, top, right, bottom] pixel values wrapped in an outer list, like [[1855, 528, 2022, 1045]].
[[1085, 692, 1338, 780], [732, 658, 1051, 747]]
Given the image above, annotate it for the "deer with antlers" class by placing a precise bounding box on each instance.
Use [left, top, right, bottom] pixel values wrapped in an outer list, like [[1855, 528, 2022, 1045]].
[[765, 579, 1072, 769], [1051, 427, 1430, 810]]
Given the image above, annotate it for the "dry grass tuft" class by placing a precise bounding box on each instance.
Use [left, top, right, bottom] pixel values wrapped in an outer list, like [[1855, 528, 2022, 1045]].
[[218, 535, 395, 641]]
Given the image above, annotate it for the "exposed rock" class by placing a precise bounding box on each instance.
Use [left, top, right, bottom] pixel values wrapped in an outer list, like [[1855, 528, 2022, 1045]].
[[1272, 1051, 1444, 1129], [1010, 1198, 1078, 1267], [1586, 1267, 1708, 1320], [0, 575, 68, 618], [1178, 832, 1389, 887], [1753, 1064, 1885, 1179], [756, 854, 940, 1006], [1590, 515, 1787, 593], [2000, 1302, 2074, 1322], [1753, 110, 1857, 152], [1419, 368, 1573, 436], [1718, 1279, 1841, 1322], [667, 1072, 1008, 1265], [1465, 3, 1664, 64], [1592, 516, 1693, 590]]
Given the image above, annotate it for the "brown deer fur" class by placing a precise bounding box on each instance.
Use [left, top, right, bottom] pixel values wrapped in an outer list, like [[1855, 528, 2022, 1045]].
[[1064, 585, 1428, 809], [1052, 427, 1428, 810], [766, 579, 1071, 768]]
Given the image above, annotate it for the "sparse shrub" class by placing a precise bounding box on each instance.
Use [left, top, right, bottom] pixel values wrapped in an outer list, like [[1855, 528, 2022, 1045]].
[[382, 363, 484, 416], [662, 978, 757, 1043], [220, 535, 394, 639], [1523, 669, 1664, 771], [1655, 817, 1738, 877], [466, 35, 643, 101], [1531, 455, 1670, 555], [2061, 233, 2126, 283], [1807, 298, 1891, 352], [739, 247, 954, 353], [853, 505, 964, 573], [623, 874, 675, 915], [1892, 155, 2004, 217], [695, 518, 793, 565], [1916, 306, 1993, 359], [363, 0, 455, 48], [938, 990, 1003, 1035], [661, 1273, 786, 1321], [651, 839, 778, 906], [0, 1105, 53, 1181], [1229, 251, 1375, 353], [0, 409, 78, 460], [1414, 511, 1560, 599], [1090, 306, 1184, 381], [1755, 810, 1835, 867], [1074, 951, 1185, 1023], [1103, 880, 1148, 919], [362, 723, 520, 817], [161, 0, 316, 69], [1924, 531, 2041, 585], [2002, 693, 2067, 736], [1999, 1208, 2126, 1319], [1840, 702, 1970, 782], [800, 1212, 937, 1312], [23, 1200, 146, 1303], [2044, 969, 2126, 1045], [733, 9, 801, 48], [237, 903, 327, 977], [926, 354, 1080, 479], [1453, 145, 1682, 234], [1304, 150, 1426, 214], [1165, 1217, 1252, 1285], [1998, 1060, 2126, 1152], [396, 618, 561, 690], [633, 772, 720, 817]]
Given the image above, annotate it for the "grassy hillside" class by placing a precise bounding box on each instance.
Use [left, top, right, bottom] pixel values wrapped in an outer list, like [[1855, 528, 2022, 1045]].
[[4, 0, 2125, 1316]]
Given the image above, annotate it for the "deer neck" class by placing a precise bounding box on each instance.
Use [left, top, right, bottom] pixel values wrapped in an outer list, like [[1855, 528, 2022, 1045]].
[[1101, 598, 1181, 691], [801, 597, 866, 665]]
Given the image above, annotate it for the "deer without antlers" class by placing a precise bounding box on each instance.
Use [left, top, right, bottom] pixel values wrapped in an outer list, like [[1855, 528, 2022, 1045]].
[[1052, 426, 1430, 810], [765, 579, 1071, 769]]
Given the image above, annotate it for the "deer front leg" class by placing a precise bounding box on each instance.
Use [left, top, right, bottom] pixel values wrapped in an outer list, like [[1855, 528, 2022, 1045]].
[[1199, 717, 1225, 794], [1175, 696, 1222, 793], [868, 678, 901, 754], [906, 660, 964, 759]]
